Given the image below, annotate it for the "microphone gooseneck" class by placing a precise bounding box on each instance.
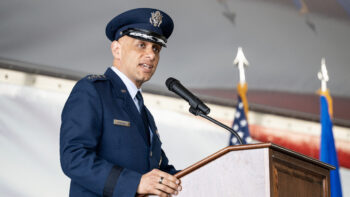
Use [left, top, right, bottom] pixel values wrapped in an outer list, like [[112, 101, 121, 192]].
[[165, 77, 243, 145]]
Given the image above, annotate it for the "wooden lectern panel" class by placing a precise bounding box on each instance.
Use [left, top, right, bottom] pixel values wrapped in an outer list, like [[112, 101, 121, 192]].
[[270, 148, 331, 197]]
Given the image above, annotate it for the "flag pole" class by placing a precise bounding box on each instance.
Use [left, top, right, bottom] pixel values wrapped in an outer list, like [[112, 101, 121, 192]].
[[233, 47, 249, 87], [317, 57, 333, 117], [228, 47, 252, 145], [318, 57, 329, 92], [233, 47, 249, 119]]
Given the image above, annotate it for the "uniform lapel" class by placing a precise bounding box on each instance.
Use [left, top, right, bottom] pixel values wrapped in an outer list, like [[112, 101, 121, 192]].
[[104, 68, 127, 100], [104, 68, 150, 146]]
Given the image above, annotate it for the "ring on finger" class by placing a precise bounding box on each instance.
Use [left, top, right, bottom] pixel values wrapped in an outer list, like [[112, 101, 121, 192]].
[[159, 176, 164, 184]]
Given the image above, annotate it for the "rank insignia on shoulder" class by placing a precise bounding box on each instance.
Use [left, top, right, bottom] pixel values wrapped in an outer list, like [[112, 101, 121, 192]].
[[155, 130, 160, 138], [113, 119, 130, 127], [87, 74, 106, 80]]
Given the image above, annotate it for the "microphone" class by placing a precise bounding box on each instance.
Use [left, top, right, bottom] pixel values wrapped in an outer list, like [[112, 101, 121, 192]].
[[166, 77, 243, 144], [166, 77, 210, 115]]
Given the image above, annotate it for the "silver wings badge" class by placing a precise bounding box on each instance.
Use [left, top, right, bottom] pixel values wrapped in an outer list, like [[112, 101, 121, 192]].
[[150, 11, 163, 27]]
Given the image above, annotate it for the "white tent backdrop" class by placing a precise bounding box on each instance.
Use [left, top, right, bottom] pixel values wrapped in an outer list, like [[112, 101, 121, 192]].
[[1, 80, 350, 196], [1, 0, 350, 194], [1, 0, 350, 96], [0, 82, 233, 196]]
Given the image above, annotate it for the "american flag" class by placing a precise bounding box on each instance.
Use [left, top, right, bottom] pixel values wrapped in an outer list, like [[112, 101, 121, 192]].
[[229, 96, 252, 145]]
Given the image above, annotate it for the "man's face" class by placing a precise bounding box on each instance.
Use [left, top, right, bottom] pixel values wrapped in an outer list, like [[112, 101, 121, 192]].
[[112, 36, 162, 88]]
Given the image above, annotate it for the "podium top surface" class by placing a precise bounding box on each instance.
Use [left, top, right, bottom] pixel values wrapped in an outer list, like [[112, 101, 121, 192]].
[[175, 143, 335, 178]]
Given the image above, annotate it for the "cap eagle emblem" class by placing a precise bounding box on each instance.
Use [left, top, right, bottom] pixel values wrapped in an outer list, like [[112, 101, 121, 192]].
[[150, 11, 163, 27]]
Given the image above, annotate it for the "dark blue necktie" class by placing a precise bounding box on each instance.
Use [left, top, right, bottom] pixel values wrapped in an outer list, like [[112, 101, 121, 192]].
[[136, 91, 150, 144]]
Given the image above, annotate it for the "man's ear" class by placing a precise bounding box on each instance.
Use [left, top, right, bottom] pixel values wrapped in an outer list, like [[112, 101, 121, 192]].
[[111, 40, 121, 59]]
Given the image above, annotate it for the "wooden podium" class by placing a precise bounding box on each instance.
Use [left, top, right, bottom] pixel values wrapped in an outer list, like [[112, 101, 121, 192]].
[[170, 143, 334, 197]]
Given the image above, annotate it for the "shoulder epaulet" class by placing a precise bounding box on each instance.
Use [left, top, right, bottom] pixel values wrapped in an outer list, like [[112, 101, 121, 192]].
[[86, 74, 107, 82]]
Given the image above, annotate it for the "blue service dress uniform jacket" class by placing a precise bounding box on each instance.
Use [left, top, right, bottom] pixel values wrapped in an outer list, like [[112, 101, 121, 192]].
[[60, 68, 177, 197]]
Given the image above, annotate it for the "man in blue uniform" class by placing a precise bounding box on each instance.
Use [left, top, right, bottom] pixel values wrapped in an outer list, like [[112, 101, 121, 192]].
[[60, 8, 182, 197]]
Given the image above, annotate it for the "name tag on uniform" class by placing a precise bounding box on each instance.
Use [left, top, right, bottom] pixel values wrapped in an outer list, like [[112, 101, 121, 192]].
[[113, 119, 130, 127]]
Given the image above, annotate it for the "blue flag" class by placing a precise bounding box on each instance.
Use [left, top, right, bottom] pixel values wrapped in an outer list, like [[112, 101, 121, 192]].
[[319, 95, 343, 197], [229, 96, 252, 145]]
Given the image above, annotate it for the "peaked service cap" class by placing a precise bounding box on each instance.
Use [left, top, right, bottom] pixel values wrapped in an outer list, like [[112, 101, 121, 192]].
[[105, 8, 174, 47]]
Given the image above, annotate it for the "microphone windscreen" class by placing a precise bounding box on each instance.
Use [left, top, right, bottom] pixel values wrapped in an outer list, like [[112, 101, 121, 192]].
[[165, 77, 179, 90]]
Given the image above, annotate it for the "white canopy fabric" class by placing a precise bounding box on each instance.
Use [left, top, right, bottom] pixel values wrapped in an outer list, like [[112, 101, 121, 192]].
[[1, 78, 350, 196], [0, 82, 231, 196], [1, 0, 350, 97]]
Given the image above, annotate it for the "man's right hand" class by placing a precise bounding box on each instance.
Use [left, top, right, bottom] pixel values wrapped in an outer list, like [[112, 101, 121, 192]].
[[137, 169, 182, 197]]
